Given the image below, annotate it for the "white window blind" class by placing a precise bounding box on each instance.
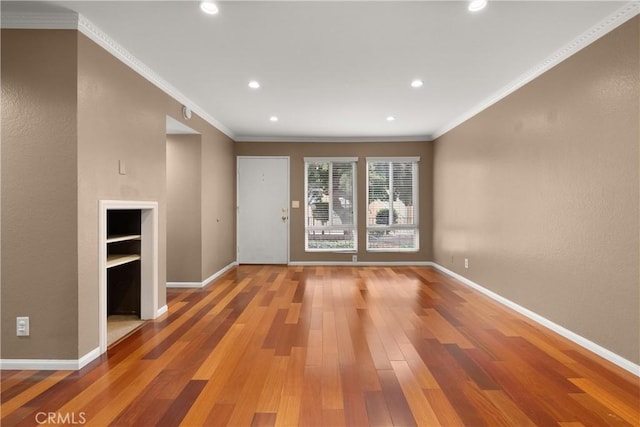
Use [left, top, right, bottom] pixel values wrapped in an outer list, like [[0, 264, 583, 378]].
[[305, 159, 357, 252], [366, 158, 419, 252]]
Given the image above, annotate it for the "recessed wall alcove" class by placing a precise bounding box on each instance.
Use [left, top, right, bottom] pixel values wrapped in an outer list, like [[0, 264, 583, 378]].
[[99, 200, 159, 352]]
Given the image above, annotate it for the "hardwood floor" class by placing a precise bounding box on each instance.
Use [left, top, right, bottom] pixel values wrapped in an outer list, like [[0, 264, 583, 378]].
[[2, 266, 638, 426]]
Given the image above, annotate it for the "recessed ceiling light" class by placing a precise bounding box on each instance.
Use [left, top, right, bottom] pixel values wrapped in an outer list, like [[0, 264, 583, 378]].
[[468, 0, 487, 12], [200, 2, 219, 15], [270, 116, 279, 122], [386, 116, 396, 122], [248, 80, 260, 89], [411, 79, 424, 88]]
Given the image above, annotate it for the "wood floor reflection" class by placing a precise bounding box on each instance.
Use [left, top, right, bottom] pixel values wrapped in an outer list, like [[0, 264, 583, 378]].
[[2, 266, 638, 426]]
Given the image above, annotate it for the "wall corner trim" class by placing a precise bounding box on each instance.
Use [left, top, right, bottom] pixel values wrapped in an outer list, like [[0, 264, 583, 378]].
[[157, 305, 168, 317], [431, 1, 640, 140], [0, 347, 100, 371], [75, 15, 235, 140], [288, 261, 433, 267], [167, 262, 238, 289], [0, 11, 78, 29], [429, 262, 640, 377], [0, 10, 236, 141]]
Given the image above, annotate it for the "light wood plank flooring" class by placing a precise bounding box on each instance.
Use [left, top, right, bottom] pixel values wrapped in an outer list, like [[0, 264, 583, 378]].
[[2, 266, 638, 426]]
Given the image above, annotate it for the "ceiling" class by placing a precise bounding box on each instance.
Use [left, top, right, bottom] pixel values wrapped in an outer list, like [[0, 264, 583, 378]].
[[2, 1, 636, 141]]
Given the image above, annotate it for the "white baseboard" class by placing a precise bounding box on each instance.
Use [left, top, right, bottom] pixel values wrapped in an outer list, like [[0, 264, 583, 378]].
[[156, 305, 168, 317], [167, 262, 237, 288], [429, 262, 640, 377], [0, 347, 101, 371], [288, 261, 433, 267], [166, 281, 201, 288]]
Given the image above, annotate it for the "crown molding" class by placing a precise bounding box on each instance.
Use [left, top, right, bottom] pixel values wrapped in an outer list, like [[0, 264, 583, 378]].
[[0, 11, 78, 29], [3, 3, 638, 144], [76, 15, 235, 140], [1, 10, 235, 140], [234, 135, 432, 143], [432, 0, 640, 141]]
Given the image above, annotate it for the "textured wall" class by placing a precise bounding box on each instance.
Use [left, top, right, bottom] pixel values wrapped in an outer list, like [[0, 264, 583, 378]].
[[235, 141, 433, 263], [433, 17, 639, 363], [1, 28, 237, 360], [77, 33, 170, 356], [166, 134, 202, 282], [1, 30, 79, 358], [200, 127, 237, 280]]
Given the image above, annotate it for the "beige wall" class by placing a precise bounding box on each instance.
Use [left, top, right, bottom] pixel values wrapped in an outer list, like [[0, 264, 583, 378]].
[[2, 29, 237, 360], [1, 30, 79, 358], [433, 17, 639, 363], [166, 134, 202, 282], [77, 33, 172, 356], [201, 129, 236, 279], [165, 111, 236, 285], [235, 142, 433, 263]]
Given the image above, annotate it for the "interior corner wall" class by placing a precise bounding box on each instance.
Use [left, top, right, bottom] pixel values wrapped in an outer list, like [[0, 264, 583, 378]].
[[432, 17, 639, 364], [0, 27, 236, 361], [166, 134, 202, 282], [200, 129, 237, 280], [164, 105, 236, 285], [76, 32, 171, 356], [1, 29, 79, 359], [234, 141, 434, 263]]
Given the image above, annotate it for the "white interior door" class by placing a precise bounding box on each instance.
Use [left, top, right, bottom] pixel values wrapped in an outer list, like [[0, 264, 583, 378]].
[[237, 157, 289, 264]]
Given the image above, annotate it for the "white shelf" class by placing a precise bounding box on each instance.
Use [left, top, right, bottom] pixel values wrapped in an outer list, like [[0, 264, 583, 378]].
[[107, 254, 141, 269], [106, 234, 142, 244]]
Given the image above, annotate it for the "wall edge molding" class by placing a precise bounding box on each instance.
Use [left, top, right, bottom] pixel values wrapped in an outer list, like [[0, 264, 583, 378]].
[[0, 347, 100, 371], [167, 262, 238, 289], [430, 262, 640, 377], [0, 11, 78, 29], [235, 135, 433, 143], [288, 261, 433, 266], [166, 281, 202, 288], [432, 1, 640, 140], [156, 305, 168, 317], [4, 4, 637, 143], [75, 14, 235, 140]]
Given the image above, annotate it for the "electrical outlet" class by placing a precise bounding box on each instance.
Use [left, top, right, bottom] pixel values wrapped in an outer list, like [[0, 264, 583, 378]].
[[352, 255, 357, 263], [17, 317, 29, 336], [464, 258, 469, 269]]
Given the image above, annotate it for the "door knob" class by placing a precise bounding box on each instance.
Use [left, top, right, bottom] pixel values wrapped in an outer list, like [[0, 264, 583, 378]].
[[281, 216, 288, 221]]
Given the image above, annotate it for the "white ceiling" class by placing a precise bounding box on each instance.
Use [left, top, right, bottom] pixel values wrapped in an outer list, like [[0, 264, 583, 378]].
[[2, 1, 636, 141]]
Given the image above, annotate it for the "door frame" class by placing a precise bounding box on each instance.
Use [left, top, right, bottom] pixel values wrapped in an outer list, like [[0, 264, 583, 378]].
[[236, 156, 290, 264]]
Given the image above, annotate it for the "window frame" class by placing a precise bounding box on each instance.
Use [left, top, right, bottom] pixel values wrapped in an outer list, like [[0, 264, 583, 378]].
[[304, 157, 358, 253], [366, 157, 420, 252]]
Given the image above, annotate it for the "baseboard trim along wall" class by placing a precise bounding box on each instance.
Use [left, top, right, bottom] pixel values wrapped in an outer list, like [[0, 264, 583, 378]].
[[1, 303, 169, 371], [429, 263, 640, 378], [289, 260, 638, 376], [288, 261, 434, 267], [0, 347, 101, 371], [3, 262, 636, 375], [166, 262, 238, 288], [157, 305, 168, 317]]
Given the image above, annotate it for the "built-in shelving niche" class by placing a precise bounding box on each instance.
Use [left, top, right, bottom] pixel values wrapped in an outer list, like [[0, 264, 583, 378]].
[[106, 210, 143, 345], [99, 201, 159, 353], [107, 209, 142, 345]]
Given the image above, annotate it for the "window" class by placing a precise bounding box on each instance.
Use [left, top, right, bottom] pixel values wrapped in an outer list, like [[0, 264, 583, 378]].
[[305, 158, 357, 251], [366, 158, 419, 251]]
